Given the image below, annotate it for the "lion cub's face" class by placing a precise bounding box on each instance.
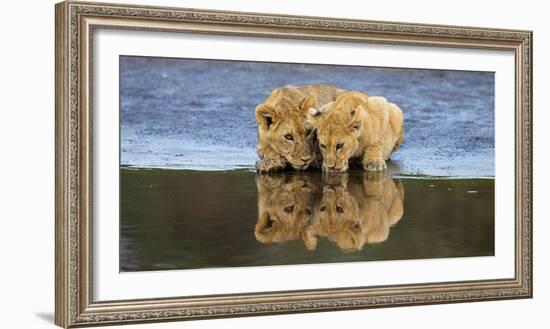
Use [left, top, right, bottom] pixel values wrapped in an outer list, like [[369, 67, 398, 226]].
[[261, 113, 315, 170], [255, 173, 405, 252], [256, 90, 319, 170], [255, 175, 316, 243], [317, 175, 365, 251], [307, 102, 363, 172]]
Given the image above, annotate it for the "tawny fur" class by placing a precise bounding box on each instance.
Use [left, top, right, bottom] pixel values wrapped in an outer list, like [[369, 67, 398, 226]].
[[307, 91, 404, 172], [254, 173, 404, 252], [255, 84, 347, 173], [303, 173, 404, 251], [255, 174, 319, 244]]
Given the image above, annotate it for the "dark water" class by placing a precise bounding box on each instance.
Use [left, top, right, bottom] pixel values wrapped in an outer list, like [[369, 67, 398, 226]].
[[120, 168, 494, 272], [120, 56, 494, 176]]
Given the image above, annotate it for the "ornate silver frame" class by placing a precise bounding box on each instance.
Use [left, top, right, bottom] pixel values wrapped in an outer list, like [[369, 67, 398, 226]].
[[55, 1, 532, 327]]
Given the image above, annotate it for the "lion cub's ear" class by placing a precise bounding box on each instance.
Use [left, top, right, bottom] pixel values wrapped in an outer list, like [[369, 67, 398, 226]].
[[255, 211, 274, 236], [302, 228, 318, 251], [300, 93, 319, 113], [255, 104, 276, 129], [306, 107, 322, 127], [307, 101, 332, 127], [348, 106, 364, 132]]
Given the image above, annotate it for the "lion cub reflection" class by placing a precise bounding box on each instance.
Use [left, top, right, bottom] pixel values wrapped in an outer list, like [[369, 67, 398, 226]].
[[255, 174, 320, 244], [255, 173, 404, 252]]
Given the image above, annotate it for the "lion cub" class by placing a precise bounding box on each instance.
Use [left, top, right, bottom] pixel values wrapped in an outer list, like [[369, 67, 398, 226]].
[[254, 172, 405, 252], [255, 174, 320, 244], [302, 173, 405, 251], [255, 84, 346, 173], [307, 91, 404, 172]]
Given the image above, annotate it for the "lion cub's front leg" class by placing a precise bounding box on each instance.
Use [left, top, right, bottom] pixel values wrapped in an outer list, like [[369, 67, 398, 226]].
[[362, 171, 385, 196], [362, 145, 387, 172], [256, 145, 288, 173]]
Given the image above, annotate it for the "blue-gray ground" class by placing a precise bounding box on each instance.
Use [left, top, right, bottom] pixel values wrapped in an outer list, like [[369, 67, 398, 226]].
[[120, 56, 494, 177]]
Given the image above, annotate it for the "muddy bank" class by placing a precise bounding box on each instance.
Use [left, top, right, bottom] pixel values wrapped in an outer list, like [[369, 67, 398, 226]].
[[120, 56, 494, 177]]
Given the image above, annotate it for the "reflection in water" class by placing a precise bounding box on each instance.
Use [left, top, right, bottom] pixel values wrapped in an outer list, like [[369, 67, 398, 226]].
[[255, 173, 404, 252], [120, 168, 494, 272]]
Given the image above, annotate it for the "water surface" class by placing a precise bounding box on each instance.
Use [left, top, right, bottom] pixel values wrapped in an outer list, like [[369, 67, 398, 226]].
[[120, 168, 494, 272]]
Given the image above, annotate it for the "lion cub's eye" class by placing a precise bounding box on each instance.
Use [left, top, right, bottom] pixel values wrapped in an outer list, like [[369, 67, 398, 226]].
[[284, 205, 294, 213], [336, 206, 344, 213], [305, 128, 313, 136], [320, 205, 326, 212], [336, 143, 344, 150], [284, 134, 294, 141], [320, 144, 326, 149]]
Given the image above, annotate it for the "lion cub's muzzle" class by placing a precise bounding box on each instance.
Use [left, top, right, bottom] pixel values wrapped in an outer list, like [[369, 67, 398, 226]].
[[322, 162, 348, 173], [289, 154, 314, 170]]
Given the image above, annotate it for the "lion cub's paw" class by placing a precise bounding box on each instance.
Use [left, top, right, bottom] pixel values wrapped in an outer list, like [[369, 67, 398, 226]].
[[363, 158, 387, 172], [256, 173, 284, 189], [363, 171, 385, 182], [256, 157, 287, 174], [363, 173, 384, 196]]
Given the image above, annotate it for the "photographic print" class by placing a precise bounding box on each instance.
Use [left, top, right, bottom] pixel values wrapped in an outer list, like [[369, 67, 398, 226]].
[[119, 56, 494, 272], [55, 3, 532, 326]]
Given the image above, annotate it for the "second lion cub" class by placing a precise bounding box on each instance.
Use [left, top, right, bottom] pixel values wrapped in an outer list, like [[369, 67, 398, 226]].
[[307, 91, 404, 172]]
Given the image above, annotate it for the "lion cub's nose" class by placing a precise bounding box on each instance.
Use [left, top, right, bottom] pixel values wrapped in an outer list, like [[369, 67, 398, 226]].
[[300, 155, 312, 162]]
